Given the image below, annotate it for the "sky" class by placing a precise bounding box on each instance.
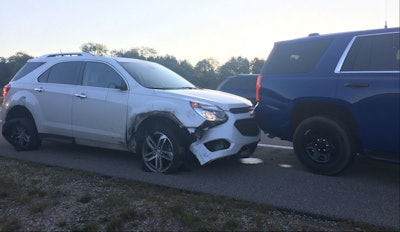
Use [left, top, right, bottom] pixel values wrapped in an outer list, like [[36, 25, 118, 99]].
[[1, 0, 399, 65]]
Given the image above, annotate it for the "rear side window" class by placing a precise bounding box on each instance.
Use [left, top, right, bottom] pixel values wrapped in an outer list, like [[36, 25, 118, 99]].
[[263, 38, 332, 74], [11, 62, 44, 81], [341, 32, 400, 71], [38, 62, 82, 85]]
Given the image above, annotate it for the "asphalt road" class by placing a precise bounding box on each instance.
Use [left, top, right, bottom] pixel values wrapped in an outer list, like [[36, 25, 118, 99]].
[[0, 130, 399, 228]]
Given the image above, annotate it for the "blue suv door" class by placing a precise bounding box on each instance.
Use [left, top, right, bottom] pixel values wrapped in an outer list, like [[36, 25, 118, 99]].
[[336, 31, 400, 158]]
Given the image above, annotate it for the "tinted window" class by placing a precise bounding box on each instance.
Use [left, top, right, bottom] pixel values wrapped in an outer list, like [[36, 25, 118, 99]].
[[220, 76, 257, 91], [119, 61, 195, 89], [38, 69, 50, 82], [219, 78, 238, 90], [82, 62, 125, 89], [12, 62, 44, 81], [263, 38, 332, 74], [341, 32, 400, 71], [39, 62, 82, 85]]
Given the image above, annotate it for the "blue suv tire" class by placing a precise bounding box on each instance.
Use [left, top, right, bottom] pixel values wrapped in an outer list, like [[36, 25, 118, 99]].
[[293, 116, 356, 175]]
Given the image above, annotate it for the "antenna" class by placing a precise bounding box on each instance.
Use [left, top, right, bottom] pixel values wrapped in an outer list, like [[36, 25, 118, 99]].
[[384, 0, 388, 28]]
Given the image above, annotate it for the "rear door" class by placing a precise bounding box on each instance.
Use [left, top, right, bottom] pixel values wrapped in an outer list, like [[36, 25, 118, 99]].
[[34, 61, 83, 136], [336, 32, 400, 153], [72, 61, 129, 145]]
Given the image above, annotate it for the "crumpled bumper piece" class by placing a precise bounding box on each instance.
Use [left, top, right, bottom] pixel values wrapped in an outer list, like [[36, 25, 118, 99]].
[[189, 118, 260, 165]]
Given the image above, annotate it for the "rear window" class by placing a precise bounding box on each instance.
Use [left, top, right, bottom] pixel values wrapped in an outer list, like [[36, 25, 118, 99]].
[[341, 32, 400, 72], [263, 38, 332, 74], [11, 62, 44, 81], [220, 76, 257, 91]]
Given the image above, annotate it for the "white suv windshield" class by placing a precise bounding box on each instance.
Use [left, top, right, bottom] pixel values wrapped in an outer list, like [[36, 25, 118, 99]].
[[119, 61, 196, 89]]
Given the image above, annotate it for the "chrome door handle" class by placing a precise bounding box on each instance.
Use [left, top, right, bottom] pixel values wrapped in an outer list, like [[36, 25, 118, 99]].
[[34, 87, 44, 92], [74, 93, 87, 99]]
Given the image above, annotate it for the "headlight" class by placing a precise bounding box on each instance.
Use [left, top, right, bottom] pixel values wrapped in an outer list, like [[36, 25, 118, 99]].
[[190, 101, 227, 122]]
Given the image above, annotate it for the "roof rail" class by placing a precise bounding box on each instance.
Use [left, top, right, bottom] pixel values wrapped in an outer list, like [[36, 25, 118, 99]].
[[39, 52, 93, 58]]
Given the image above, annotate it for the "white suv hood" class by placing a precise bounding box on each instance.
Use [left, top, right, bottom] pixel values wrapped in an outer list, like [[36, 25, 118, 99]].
[[160, 89, 253, 111]]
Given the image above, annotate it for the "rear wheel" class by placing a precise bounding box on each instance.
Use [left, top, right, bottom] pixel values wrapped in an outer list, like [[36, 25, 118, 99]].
[[139, 123, 186, 174], [2, 117, 41, 151], [293, 116, 355, 175]]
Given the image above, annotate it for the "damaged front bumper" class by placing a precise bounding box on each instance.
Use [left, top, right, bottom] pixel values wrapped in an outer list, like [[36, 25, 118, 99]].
[[189, 116, 260, 165]]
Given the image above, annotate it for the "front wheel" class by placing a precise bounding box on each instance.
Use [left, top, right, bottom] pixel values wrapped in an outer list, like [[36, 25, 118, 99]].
[[2, 117, 41, 151], [293, 116, 355, 175], [138, 123, 186, 174]]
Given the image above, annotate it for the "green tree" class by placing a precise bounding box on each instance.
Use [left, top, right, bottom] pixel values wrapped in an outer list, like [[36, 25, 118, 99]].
[[194, 58, 220, 88], [80, 43, 108, 56], [151, 55, 195, 83], [111, 47, 157, 60], [0, 52, 33, 90], [177, 60, 196, 84], [250, 58, 265, 74], [138, 47, 157, 59], [195, 58, 219, 73], [0, 57, 9, 88], [7, 52, 33, 76], [112, 48, 141, 59], [218, 56, 250, 80], [152, 54, 179, 70]]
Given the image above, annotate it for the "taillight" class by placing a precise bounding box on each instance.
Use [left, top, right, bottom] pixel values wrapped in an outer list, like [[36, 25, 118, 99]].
[[255, 74, 262, 102], [2, 83, 11, 98]]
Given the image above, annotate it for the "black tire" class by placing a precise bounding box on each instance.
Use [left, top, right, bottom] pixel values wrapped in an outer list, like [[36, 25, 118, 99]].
[[293, 116, 355, 175], [138, 123, 186, 174], [2, 117, 41, 151]]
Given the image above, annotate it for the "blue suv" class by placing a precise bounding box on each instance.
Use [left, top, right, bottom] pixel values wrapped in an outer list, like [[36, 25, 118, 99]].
[[255, 27, 399, 175]]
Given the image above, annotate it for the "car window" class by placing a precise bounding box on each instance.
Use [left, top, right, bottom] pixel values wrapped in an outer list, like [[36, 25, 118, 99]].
[[263, 38, 332, 74], [82, 62, 125, 89], [119, 61, 195, 89], [12, 62, 45, 81], [219, 79, 237, 90], [38, 61, 82, 85], [220, 76, 257, 91], [237, 77, 257, 90], [341, 32, 400, 72]]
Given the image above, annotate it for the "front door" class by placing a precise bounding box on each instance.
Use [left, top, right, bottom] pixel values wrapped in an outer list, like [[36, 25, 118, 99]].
[[72, 62, 129, 145]]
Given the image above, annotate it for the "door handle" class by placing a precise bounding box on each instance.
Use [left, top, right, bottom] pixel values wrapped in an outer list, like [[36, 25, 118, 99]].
[[74, 93, 87, 99], [34, 87, 44, 92], [344, 83, 369, 88]]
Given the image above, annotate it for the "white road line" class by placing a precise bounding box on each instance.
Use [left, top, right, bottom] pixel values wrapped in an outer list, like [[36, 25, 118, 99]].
[[257, 143, 293, 150]]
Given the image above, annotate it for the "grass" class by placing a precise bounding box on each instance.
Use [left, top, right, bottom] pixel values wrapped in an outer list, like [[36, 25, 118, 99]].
[[0, 156, 392, 231]]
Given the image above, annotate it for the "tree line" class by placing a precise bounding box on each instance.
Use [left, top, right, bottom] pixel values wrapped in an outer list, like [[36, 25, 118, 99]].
[[1, 43, 265, 90]]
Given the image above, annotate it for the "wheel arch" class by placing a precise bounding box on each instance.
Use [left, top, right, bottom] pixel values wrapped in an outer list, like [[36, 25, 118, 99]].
[[5, 105, 35, 123], [291, 102, 362, 152], [128, 111, 193, 152], [2, 107, 42, 151]]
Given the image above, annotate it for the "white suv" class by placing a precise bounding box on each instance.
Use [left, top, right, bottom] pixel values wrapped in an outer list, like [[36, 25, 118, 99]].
[[0, 52, 260, 173]]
